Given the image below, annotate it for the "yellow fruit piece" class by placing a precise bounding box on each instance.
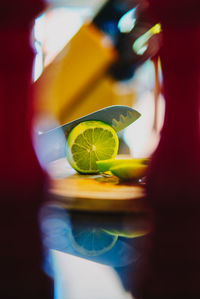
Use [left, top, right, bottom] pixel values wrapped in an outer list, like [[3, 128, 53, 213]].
[[66, 121, 119, 174], [110, 163, 147, 180], [96, 158, 148, 172]]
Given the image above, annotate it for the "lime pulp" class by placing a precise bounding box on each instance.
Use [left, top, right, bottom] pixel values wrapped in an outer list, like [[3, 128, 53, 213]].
[[66, 121, 119, 174]]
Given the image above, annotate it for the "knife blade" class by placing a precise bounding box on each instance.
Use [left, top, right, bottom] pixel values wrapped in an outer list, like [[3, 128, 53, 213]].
[[35, 106, 140, 164], [40, 105, 140, 136]]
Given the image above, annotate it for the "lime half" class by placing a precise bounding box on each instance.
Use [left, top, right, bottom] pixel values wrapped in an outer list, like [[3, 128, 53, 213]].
[[69, 227, 118, 256], [66, 121, 119, 173]]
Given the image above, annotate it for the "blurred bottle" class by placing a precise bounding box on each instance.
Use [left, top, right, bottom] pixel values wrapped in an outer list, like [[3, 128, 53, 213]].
[[34, 0, 162, 128], [93, 0, 161, 80]]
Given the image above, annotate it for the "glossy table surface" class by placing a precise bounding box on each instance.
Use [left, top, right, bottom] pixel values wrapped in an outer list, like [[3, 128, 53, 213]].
[[39, 157, 151, 298], [46, 157, 148, 213]]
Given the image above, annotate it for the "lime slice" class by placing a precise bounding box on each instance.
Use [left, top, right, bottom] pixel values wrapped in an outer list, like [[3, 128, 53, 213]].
[[69, 227, 118, 256], [110, 163, 147, 180], [66, 121, 119, 173], [96, 158, 148, 172]]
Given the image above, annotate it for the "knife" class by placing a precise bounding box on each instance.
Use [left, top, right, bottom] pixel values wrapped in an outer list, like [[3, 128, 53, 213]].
[[35, 105, 140, 164]]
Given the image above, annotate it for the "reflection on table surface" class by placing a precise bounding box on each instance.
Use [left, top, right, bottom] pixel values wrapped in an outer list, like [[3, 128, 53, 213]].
[[39, 202, 151, 299]]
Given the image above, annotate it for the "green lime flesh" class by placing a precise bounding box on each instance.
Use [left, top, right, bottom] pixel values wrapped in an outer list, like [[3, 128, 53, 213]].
[[66, 121, 119, 174]]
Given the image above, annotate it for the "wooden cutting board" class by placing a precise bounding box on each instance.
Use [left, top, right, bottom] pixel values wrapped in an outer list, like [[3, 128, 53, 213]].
[[47, 158, 148, 213]]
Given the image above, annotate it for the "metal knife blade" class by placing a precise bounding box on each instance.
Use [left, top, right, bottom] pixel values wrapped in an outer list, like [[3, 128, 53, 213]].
[[40, 105, 140, 136], [35, 106, 140, 164]]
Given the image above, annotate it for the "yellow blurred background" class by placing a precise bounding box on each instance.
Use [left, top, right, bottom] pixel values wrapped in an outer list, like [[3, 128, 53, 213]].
[[32, 2, 164, 159]]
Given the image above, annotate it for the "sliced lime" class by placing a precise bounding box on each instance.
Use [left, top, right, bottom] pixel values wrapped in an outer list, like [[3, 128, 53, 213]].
[[66, 121, 119, 174], [96, 158, 148, 172], [110, 163, 147, 180]]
